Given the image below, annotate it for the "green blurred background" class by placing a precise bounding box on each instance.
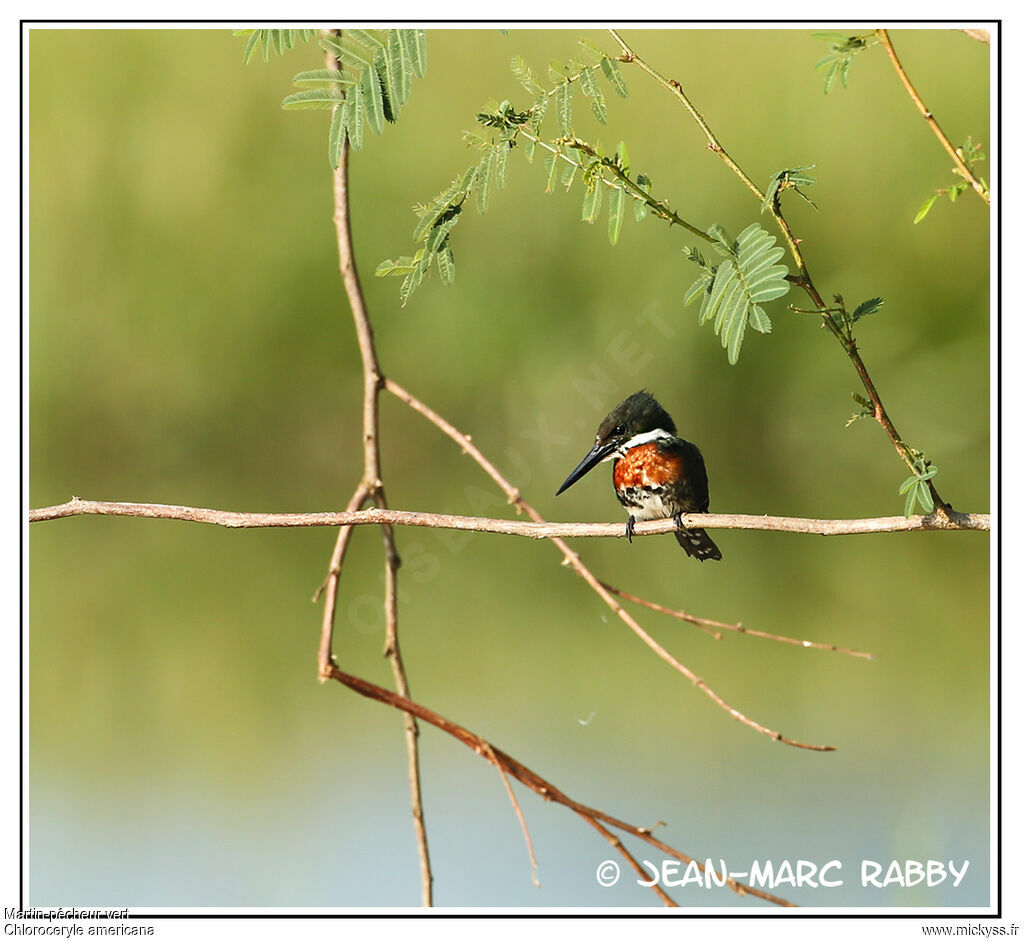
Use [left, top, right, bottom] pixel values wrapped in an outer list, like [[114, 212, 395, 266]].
[[28, 27, 990, 908]]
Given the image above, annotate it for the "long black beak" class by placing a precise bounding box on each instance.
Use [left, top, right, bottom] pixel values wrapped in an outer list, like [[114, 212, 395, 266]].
[[555, 440, 618, 496]]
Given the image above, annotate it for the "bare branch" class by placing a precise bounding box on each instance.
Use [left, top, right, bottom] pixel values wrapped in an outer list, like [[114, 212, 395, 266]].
[[960, 28, 990, 44], [315, 483, 370, 678], [875, 29, 990, 205], [323, 33, 432, 905], [600, 581, 875, 660], [481, 743, 540, 889], [31, 498, 990, 537], [327, 663, 796, 907]]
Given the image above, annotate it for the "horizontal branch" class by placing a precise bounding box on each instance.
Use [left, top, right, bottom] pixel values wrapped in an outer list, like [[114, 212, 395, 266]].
[[30, 498, 990, 537]]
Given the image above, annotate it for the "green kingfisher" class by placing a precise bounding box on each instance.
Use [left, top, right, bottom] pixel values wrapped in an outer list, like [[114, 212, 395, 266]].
[[555, 390, 722, 562]]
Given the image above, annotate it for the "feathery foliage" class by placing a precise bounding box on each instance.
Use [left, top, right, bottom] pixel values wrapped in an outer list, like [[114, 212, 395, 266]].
[[683, 224, 790, 364], [898, 459, 938, 516], [379, 40, 644, 305], [274, 29, 427, 167], [762, 165, 818, 213], [813, 32, 875, 93], [914, 136, 989, 223], [235, 29, 317, 63]]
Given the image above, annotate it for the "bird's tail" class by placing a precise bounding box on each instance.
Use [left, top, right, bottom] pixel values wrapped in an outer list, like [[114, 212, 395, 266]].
[[675, 527, 722, 562]]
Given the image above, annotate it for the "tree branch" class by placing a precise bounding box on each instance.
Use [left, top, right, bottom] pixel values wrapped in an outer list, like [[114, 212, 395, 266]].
[[600, 581, 875, 659], [875, 28, 990, 205], [30, 498, 990, 536], [322, 31, 432, 906], [326, 663, 795, 907], [607, 28, 964, 512]]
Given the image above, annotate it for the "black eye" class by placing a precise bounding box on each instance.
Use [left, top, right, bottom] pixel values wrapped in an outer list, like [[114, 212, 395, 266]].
[[613, 424, 625, 436]]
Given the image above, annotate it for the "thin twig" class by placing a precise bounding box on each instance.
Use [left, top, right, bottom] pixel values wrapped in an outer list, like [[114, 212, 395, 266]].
[[875, 29, 990, 205], [327, 663, 795, 907], [315, 483, 370, 678], [518, 128, 712, 242], [960, 28, 990, 45], [324, 32, 432, 905], [30, 498, 991, 536], [581, 816, 677, 907], [602, 582, 875, 659], [481, 743, 540, 889]]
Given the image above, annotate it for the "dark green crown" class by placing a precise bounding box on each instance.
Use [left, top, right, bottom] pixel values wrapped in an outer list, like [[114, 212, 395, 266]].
[[598, 390, 676, 439]]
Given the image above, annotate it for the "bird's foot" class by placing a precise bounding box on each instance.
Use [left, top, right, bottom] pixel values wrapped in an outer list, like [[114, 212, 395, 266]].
[[625, 515, 636, 543]]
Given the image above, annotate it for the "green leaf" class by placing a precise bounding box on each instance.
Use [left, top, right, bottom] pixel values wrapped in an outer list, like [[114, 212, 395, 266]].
[[427, 212, 460, 253], [240, 28, 315, 63], [282, 88, 345, 110], [600, 57, 628, 97], [634, 173, 650, 221], [348, 81, 365, 151], [544, 151, 559, 193], [916, 480, 935, 513], [614, 140, 630, 174], [321, 36, 371, 71], [409, 29, 428, 78], [903, 483, 918, 517], [851, 296, 884, 321], [347, 29, 384, 51], [397, 251, 429, 306], [815, 33, 870, 93], [812, 31, 855, 43], [607, 185, 625, 245], [291, 69, 354, 88], [328, 101, 347, 167], [748, 305, 772, 333], [725, 302, 748, 363], [241, 30, 261, 64], [578, 67, 608, 124], [511, 55, 545, 95], [387, 30, 410, 106], [561, 161, 578, 190], [914, 193, 938, 224], [413, 203, 449, 243], [763, 165, 818, 212], [898, 474, 918, 495], [527, 93, 548, 134], [376, 256, 418, 277], [692, 223, 790, 362], [822, 62, 839, 95], [707, 224, 733, 254], [476, 148, 495, 214], [392, 29, 414, 103], [684, 272, 713, 306], [360, 64, 385, 135], [577, 38, 605, 62], [581, 179, 602, 223], [556, 80, 572, 136], [437, 242, 455, 285], [495, 142, 510, 190]]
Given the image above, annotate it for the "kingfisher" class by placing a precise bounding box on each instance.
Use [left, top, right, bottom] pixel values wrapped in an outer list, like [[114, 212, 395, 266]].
[[555, 390, 722, 562]]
